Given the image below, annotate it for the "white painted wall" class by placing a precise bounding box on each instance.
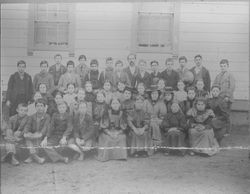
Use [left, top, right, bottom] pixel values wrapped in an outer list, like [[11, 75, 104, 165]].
[[1, 1, 249, 100]]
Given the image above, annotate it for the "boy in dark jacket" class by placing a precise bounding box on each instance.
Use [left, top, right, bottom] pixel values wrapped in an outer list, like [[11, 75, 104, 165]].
[[6, 60, 33, 116]]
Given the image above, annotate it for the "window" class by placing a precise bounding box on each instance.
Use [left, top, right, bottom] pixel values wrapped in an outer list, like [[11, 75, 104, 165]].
[[28, 3, 75, 55], [132, 2, 179, 54], [137, 12, 173, 52]]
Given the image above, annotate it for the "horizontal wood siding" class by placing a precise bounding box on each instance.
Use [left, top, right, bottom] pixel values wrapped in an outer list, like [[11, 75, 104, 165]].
[[1, 1, 249, 100], [178, 1, 249, 100]]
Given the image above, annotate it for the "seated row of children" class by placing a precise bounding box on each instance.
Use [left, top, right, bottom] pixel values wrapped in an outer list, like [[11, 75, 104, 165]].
[[1, 76, 229, 165]]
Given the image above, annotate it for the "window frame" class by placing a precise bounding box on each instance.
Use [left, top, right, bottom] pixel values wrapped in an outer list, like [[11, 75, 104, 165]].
[[27, 3, 75, 56], [131, 2, 180, 56]]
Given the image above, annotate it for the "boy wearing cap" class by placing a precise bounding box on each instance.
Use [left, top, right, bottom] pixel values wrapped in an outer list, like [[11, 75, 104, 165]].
[[24, 98, 50, 164], [85, 59, 104, 90], [213, 59, 235, 110]]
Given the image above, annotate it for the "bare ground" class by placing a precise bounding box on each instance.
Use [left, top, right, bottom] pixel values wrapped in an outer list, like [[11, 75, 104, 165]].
[[1, 133, 250, 194]]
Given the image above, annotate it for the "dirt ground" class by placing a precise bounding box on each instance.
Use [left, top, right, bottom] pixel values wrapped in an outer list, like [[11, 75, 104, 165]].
[[1, 133, 250, 194]]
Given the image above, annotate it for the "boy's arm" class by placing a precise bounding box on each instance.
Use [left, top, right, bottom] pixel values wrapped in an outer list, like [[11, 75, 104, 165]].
[[48, 75, 55, 94], [228, 74, 236, 98], [6, 75, 14, 103], [24, 116, 32, 134], [76, 74, 81, 89], [63, 115, 73, 138], [82, 116, 96, 141], [40, 114, 50, 136], [206, 70, 211, 92], [33, 75, 38, 92]]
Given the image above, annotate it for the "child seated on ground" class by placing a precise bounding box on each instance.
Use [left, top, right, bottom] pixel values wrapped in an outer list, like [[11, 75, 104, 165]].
[[174, 80, 187, 103], [24, 98, 50, 164], [128, 95, 152, 157], [41, 101, 74, 163], [113, 81, 126, 103], [70, 102, 95, 160], [84, 81, 96, 118], [195, 79, 209, 98], [97, 97, 127, 162], [103, 80, 113, 105], [161, 102, 187, 156], [63, 83, 77, 107], [207, 85, 230, 145], [3, 103, 29, 165]]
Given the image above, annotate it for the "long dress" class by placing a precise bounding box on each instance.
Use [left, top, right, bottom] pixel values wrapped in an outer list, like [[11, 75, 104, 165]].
[[207, 96, 230, 143], [145, 99, 167, 147], [128, 109, 153, 155], [161, 110, 187, 153], [97, 109, 127, 162], [187, 108, 219, 156]]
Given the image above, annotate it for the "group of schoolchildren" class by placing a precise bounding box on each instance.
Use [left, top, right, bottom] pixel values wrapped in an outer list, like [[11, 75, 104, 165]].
[[1, 53, 236, 165]]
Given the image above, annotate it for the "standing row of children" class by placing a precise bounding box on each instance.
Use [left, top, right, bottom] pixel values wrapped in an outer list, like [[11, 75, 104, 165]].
[[1, 53, 236, 165]]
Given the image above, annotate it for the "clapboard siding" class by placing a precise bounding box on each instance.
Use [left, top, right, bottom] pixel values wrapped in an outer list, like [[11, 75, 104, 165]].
[[1, 2, 249, 100], [179, 1, 249, 100]]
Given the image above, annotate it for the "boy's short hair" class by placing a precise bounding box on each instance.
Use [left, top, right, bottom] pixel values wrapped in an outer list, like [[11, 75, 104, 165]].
[[54, 54, 62, 59], [211, 84, 221, 90], [115, 60, 123, 66], [196, 79, 204, 84], [67, 83, 75, 88], [150, 60, 159, 66], [40, 60, 48, 67], [85, 81, 92, 86], [57, 100, 68, 108], [90, 59, 99, 66], [106, 57, 113, 63], [17, 103, 28, 109], [186, 86, 196, 92], [165, 58, 173, 64], [78, 55, 87, 61], [35, 98, 47, 107], [127, 53, 136, 60], [194, 54, 202, 59], [38, 83, 47, 89], [67, 60, 75, 67], [220, 59, 229, 66], [179, 56, 187, 62], [17, 60, 26, 67]]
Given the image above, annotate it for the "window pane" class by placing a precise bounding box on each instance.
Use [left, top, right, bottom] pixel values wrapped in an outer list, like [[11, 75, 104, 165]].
[[47, 23, 57, 46], [36, 4, 47, 20], [57, 23, 69, 45], [34, 22, 47, 44], [138, 31, 149, 46]]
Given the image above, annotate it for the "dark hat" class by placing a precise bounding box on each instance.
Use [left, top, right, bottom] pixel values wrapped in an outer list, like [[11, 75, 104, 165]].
[[164, 86, 174, 94], [51, 89, 63, 98], [124, 85, 137, 93], [146, 85, 161, 93]]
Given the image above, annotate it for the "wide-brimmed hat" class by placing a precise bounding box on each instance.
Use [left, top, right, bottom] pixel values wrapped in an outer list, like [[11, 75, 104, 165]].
[[124, 85, 137, 93]]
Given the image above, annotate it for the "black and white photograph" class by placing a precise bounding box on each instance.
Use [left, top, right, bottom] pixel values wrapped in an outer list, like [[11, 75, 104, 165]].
[[1, 0, 250, 193]]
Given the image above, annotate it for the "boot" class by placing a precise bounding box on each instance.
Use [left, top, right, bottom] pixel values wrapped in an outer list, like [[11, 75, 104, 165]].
[[32, 154, 45, 164], [11, 155, 20, 166], [24, 156, 33, 163]]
